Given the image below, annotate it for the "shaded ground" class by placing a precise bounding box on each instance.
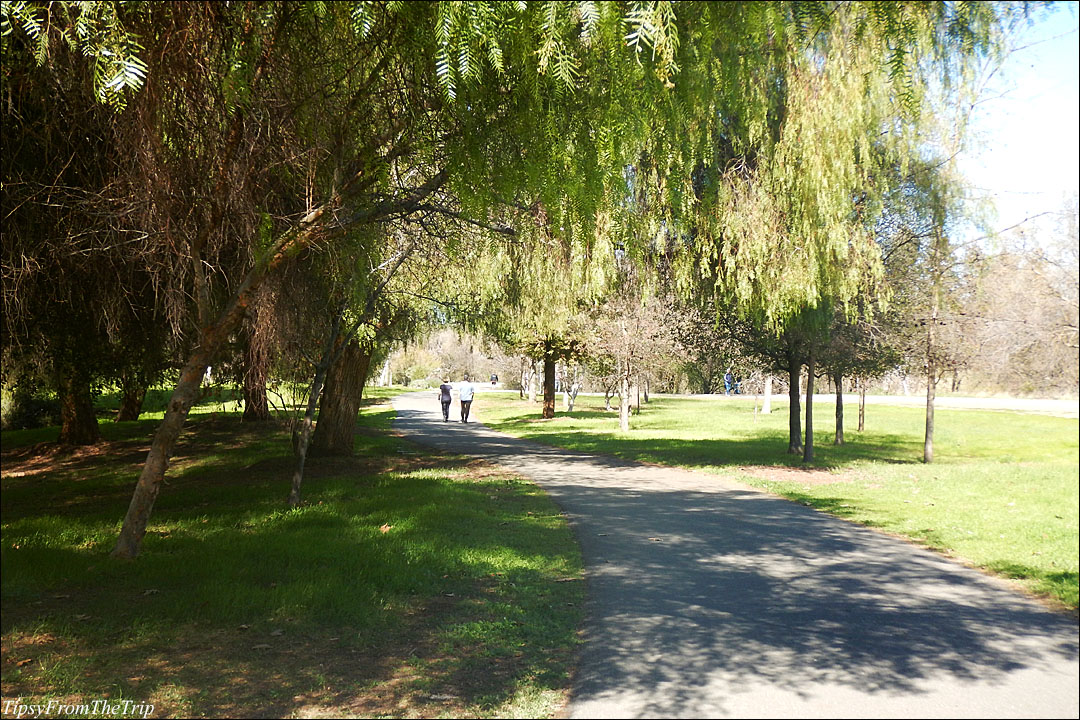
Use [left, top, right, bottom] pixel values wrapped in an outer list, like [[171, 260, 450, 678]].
[[1, 412, 583, 718]]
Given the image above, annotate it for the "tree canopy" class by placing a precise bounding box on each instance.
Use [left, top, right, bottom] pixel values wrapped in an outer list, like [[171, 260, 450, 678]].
[[0, 0, 1028, 555]]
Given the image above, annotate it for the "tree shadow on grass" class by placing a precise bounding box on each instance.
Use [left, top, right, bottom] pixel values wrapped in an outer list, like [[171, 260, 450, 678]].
[[497, 428, 922, 472], [1, 424, 583, 717]]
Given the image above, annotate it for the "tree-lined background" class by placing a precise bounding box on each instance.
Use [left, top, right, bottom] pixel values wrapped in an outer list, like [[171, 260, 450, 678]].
[[2, 1, 1076, 559]]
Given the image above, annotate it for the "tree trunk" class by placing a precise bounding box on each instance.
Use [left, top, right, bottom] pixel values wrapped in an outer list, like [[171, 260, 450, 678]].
[[619, 359, 631, 431], [924, 271, 941, 464], [289, 311, 344, 507], [787, 356, 803, 454], [528, 360, 538, 403], [57, 366, 100, 445], [833, 371, 844, 446], [519, 357, 528, 399], [111, 218, 318, 558], [309, 340, 371, 456], [803, 348, 815, 463], [242, 339, 271, 423], [115, 374, 146, 423], [111, 336, 219, 558], [924, 365, 937, 464], [542, 351, 556, 419], [858, 377, 866, 432], [566, 382, 580, 411], [762, 376, 772, 414], [643, 376, 650, 403]]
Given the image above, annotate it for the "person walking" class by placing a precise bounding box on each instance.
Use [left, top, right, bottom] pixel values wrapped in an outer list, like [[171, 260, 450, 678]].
[[438, 378, 454, 422], [459, 374, 476, 423]]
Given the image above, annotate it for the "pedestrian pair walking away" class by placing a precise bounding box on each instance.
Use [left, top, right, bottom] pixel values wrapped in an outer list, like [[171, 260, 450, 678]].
[[437, 375, 477, 422]]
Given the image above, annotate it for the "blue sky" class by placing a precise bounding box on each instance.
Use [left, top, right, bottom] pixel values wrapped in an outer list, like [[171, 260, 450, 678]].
[[959, 2, 1079, 244]]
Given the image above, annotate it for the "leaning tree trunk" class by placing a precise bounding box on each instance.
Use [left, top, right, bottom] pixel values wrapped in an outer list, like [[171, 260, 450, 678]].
[[803, 347, 815, 463], [542, 351, 556, 419], [56, 364, 100, 445], [111, 211, 327, 558], [309, 340, 371, 457], [833, 371, 844, 446], [288, 310, 344, 507], [111, 328, 225, 558], [787, 356, 803, 455]]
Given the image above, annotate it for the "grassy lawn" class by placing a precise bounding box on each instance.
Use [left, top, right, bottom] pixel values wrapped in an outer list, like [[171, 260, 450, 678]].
[[476, 391, 1079, 612], [1, 389, 584, 718]]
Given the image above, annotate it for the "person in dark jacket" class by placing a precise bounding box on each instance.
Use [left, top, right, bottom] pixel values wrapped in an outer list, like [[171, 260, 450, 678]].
[[438, 378, 454, 421]]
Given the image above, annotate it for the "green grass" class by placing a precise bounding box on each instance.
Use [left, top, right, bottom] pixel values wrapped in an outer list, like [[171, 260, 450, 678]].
[[477, 392, 1079, 611], [1, 389, 584, 718]]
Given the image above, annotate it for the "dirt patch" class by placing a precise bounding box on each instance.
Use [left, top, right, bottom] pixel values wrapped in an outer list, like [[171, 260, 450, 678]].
[[739, 465, 853, 486]]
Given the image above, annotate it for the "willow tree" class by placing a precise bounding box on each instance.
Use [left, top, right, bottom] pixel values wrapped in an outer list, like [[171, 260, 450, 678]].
[[3, 1, 1020, 556]]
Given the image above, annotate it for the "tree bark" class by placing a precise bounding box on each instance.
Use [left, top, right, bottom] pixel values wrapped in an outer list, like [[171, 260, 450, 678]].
[[309, 340, 371, 456], [787, 355, 803, 454], [803, 347, 815, 463], [242, 310, 271, 422], [833, 371, 844, 445], [57, 366, 100, 445], [542, 351, 556, 419]]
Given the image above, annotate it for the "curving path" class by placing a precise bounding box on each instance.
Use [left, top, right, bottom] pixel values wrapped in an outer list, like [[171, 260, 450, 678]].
[[391, 391, 1079, 719]]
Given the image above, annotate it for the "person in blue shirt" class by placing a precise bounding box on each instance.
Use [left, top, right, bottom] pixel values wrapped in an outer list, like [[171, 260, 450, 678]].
[[458, 374, 476, 423]]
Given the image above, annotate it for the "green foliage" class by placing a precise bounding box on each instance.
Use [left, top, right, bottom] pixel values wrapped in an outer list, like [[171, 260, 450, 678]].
[[1, 0, 149, 109]]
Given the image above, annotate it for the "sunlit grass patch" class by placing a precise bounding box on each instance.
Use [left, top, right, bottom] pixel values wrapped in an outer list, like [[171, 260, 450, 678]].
[[2, 391, 583, 718], [479, 392, 1078, 611]]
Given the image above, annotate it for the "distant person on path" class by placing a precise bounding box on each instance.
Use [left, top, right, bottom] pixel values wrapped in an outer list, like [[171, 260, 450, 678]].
[[724, 371, 733, 395], [459, 374, 476, 423], [438, 378, 454, 422]]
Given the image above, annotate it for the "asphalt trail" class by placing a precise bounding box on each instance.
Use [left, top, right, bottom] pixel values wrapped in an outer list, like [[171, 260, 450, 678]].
[[392, 391, 1079, 719]]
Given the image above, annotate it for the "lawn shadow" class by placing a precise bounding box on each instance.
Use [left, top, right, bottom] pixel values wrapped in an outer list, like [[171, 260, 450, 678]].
[[2, 417, 583, 717]]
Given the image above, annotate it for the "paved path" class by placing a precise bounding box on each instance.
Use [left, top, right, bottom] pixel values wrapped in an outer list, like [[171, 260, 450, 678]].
[[392, 391, 1079, 718]]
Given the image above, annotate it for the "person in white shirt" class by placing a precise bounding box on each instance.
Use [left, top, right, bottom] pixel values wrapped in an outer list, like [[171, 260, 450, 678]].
[[458, 374, 476, 423]]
